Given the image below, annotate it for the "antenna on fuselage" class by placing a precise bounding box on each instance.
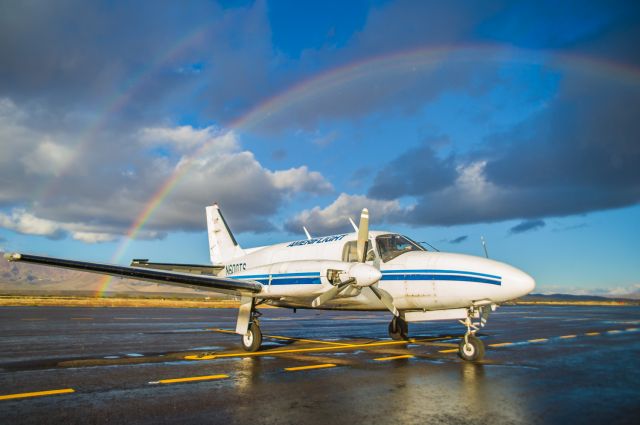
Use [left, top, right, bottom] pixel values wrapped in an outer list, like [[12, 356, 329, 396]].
[[303, 226, 312, 240], [481, 236, 489, 258], [418, 241, 440, 252], [348, 217, 358, 232]]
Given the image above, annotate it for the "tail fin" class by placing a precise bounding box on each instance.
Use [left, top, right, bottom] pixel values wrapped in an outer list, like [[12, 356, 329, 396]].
[[206, 204, 244, 265]]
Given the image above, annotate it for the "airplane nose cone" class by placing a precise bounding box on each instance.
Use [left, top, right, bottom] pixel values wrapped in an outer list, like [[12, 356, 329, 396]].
[[513, 269, 536, 297]]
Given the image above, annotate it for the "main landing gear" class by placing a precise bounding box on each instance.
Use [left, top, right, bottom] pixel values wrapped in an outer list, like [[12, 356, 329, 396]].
[[241, 319, 262, 352], [388, 316, 408, 340], [238, 297, 263, 352], [457, 305, 492, 361]]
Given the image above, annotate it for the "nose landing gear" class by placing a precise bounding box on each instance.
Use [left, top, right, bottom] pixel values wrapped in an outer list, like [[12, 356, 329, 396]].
[[457, 305, 493, 361]]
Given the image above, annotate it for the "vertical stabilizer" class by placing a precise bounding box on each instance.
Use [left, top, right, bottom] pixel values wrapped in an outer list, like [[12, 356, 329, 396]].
[[206, 204, 244, 265]]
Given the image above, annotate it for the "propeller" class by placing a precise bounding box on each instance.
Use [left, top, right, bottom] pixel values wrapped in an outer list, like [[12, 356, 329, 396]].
[[356, 208, 369, 262], [312, 208, 399, 317]]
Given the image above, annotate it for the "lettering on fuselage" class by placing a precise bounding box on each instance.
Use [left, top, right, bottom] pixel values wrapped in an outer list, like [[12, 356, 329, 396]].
[[225, 262, 246, 275], [287, 234, 348, 247]]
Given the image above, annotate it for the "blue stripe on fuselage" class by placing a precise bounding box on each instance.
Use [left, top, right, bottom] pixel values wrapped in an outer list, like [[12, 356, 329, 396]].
[[229, 272, 321, 285], [381, 269, 501, 280], [228, 270, 501, 286], [382, 274, 501, 285]]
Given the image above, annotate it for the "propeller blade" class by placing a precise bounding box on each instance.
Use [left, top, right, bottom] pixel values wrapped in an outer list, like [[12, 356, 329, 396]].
[[365, 285, 399, 317], [356, 208, 369, 262], [311, 281, 350, 308]]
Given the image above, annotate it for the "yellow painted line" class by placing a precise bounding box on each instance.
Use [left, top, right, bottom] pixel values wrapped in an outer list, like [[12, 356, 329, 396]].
[[185, 336, 445, 361], [208, 328, 351, 346], [264, 334, 352, 347], [438, 348, 458, 353], [626, 328, 638, 331], [559, 335, 577, 339], [209, 328, 236, 334], [0, 388, 75, 401], [285, 363, 336, 372], [528, 338, 548, 343], [153, 374, 229, 385], [607, 330, 622, 334], [71, 317, 93, 320], [585, 332, 600, 336], [489, 342, 514, 347], [374, 354, 414, 361]]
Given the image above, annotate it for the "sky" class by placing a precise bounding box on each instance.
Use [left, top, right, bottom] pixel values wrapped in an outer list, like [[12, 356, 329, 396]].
[[0, 0, 639, 296]]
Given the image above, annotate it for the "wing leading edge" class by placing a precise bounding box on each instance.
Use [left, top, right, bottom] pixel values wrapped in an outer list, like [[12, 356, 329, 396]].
[[4, 253, 262, 297]]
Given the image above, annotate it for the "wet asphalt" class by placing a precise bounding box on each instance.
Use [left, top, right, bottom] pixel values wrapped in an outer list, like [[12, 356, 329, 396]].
[[0, 305, 639, 424]]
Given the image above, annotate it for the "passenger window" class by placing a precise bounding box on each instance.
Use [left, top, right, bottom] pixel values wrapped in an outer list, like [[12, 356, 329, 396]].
[[342, 240, 375, 262]]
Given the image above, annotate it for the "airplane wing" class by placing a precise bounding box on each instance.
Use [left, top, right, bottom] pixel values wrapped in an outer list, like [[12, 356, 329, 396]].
[[4, 253, 262, 297]]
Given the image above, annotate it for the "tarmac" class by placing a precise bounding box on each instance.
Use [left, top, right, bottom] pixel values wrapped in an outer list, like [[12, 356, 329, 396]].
[[0, 305, 639, 424]]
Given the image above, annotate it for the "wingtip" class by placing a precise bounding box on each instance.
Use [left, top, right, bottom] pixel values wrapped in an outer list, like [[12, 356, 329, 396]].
[[4, 252, 21, 261]]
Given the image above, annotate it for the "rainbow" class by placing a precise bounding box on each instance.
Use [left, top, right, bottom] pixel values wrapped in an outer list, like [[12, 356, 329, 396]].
[[95, 44, 640, 296]]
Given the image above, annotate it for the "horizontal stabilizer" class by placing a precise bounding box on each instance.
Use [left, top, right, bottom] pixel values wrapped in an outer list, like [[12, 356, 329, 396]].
[[130, 259, 223, 275]]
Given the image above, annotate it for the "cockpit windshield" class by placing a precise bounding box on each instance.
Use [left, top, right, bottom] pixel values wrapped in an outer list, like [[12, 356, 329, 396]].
[[375, 234, 426, 262]]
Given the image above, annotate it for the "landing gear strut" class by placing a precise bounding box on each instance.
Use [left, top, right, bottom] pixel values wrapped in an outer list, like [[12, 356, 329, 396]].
[[388, 316, 408, 340], [457, 305, 492, 361], [240, 309, 262, 352]]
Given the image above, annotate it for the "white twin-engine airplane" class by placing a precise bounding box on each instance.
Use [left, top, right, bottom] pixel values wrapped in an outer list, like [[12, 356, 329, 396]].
[[5, 204, 535, 361]]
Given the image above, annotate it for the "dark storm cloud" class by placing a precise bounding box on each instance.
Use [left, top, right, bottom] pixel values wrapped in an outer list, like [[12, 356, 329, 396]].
[[368, 140, 457, 200], [509, 220, 545, 234], [0, 1, 275, 127], [449, 235, 468, 244], [365, 69, 640, 226]]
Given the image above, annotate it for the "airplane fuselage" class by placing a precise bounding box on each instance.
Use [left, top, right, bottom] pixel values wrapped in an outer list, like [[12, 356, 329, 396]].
[[225, 230, 535, 312]]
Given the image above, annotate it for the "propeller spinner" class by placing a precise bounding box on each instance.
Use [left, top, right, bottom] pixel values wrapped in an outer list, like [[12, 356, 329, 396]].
[[311, 208, 399, 316]]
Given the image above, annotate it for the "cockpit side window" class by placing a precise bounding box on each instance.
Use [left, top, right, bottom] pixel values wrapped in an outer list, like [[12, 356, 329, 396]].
[[342, 240, 375, 262], [375, 234, 425, 262]]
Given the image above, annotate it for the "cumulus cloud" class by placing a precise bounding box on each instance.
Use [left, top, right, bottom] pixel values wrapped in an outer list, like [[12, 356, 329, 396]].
[[0, 209, 117, 242], [285, 193, 411, 235], [0, 210, 64, 239], [0, 99, 332, 240], [21, 139, 74, 176], [270, 166, 333, 194], [139, 126, 237, 153]]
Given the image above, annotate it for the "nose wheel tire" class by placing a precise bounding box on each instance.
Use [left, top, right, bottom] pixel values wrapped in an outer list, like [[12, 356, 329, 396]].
[[388, 317, 408, 340], [241, 322, 263, 352], [458, 334, 485, 361]]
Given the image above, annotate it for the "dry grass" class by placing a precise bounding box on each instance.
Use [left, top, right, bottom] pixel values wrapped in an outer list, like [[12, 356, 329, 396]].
[[0, 296, 242, 308]]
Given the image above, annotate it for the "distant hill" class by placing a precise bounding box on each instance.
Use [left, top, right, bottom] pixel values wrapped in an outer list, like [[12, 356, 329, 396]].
[[520, 293, 638, 304], [0, 252, 225, 299]]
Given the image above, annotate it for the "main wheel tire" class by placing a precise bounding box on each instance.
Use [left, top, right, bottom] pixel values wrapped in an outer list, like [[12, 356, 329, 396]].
[[241, 322, 263, 352], [388, 317, 409, 340], [458, 335, 485, 361]]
